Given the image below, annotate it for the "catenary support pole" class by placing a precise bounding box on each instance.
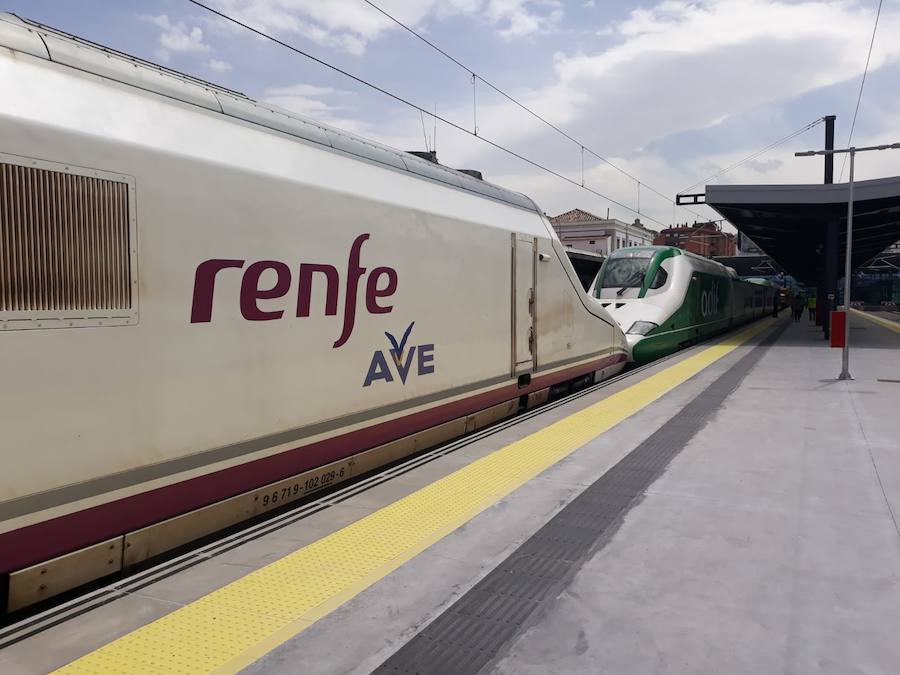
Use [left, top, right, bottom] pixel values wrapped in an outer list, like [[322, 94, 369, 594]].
[[795, 138, 899, 381], [839, 149, 855, 380], [824, 220, 838, 340]]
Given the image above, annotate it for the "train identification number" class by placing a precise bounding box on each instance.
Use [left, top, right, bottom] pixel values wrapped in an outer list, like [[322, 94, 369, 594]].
[[256, 463, 350, 511]]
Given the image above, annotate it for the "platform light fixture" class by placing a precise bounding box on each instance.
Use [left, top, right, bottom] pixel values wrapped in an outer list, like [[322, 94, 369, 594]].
[[795, 141, 900, 380]]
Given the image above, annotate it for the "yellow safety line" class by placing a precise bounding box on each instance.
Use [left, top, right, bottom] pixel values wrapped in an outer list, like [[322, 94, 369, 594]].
[[849, 307, 900, 334], [56, 318, 777, 675]]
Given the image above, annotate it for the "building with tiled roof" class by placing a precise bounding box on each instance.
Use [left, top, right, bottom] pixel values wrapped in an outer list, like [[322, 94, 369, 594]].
[[548, 209, 657, 255]]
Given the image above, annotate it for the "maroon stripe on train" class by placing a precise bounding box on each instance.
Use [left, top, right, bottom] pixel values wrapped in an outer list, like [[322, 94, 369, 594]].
[[0, 353, 625, 573]]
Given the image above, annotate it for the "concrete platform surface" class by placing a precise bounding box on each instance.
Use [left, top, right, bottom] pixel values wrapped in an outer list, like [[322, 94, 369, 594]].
[[489, 314, 900, 675], [249, 314, 900, 675]]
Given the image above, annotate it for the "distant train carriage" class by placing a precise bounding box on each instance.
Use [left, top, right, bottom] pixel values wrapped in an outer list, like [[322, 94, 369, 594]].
[[741, 277, 779, 317], [0, 14, 628, 613], [589, 246, 773, 363], [744, 276, 789, 312]]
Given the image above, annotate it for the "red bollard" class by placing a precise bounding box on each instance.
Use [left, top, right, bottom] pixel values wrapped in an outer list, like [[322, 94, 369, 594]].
[[830, 310, 846, 348]]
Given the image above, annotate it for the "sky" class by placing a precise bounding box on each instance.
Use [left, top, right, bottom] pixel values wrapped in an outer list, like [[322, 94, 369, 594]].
[[8, 0, 900, 231]]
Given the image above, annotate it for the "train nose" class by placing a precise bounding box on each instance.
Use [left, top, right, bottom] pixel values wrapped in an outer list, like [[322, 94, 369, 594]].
[[623, 334, 641, 360]]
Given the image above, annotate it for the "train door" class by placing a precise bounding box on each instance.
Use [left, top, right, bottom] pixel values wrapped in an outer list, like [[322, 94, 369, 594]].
[[511, 233, 537, 376]]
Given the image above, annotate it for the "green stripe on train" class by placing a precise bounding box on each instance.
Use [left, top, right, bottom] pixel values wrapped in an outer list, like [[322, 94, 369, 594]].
[[632, 270, 763, 363]]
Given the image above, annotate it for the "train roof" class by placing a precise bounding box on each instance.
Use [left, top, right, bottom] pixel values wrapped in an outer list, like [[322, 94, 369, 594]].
[[743, 277, 776, 287], [607, 245, 744, 277], [605, 245, 677, 258], [0, 13, 539, 214]]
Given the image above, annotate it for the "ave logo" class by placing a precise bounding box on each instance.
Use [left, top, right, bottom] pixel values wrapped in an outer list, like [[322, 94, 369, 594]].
[[364, 321, 435, 387]]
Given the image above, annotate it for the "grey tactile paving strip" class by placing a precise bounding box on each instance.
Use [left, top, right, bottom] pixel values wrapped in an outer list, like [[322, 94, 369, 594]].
[[371, 321, 788, 675]]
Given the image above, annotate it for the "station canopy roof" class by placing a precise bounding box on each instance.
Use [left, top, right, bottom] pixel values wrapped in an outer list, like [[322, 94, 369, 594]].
[[712, 255, 784, 278], [705, 176, 900, 283]]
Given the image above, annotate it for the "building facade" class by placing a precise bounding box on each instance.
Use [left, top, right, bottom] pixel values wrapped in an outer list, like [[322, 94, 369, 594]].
[[652, 221, 737, 257], [549, 209, 657, 255]]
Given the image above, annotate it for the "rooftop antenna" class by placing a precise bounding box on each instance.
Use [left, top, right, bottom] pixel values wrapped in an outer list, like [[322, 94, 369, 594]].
[[433, 104, 437, 156], [419, 110, 430, 152]]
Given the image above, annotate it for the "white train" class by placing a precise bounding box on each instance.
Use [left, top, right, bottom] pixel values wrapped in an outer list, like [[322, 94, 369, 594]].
[[590, 246, 773, 363], [0, 15, 627, 612]]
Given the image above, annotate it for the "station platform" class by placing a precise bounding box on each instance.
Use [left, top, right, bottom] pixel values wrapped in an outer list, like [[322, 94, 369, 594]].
[[2, 311, 898, 674], [858, 307, 900, 328]]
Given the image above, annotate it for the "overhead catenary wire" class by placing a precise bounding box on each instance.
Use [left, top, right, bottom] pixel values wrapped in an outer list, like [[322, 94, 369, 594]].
[[361, 0, 699, 216], [839, 0, 884, 181], [186, 0, 669, 226], [678, 116, 826, 195]]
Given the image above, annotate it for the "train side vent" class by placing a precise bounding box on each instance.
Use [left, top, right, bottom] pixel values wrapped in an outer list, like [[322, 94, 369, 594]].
[[0, 157, 138, 330]]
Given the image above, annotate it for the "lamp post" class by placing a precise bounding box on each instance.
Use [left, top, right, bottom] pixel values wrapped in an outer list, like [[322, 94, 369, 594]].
[[795, 142, 900, 380]]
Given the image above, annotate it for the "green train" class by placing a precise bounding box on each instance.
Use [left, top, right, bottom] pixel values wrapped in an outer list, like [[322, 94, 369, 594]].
[[589, 246, 775, 363]]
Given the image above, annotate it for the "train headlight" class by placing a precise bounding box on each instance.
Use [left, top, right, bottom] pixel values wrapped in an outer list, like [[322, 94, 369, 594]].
[[627, 321, 658, 335]]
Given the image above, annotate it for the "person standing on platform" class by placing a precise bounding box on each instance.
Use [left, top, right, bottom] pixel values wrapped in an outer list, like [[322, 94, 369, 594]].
[[792, 295, 804, 321], [808, 294, 816, 322]]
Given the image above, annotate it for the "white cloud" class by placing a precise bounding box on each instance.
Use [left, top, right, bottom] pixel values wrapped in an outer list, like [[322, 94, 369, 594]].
[[264, 83, 345, 118], [184, 0, 900, 229], [267, 83, 339, 98], [374, 0, 900, 226], [207, 0, 561, 55], [744, 158, 783, 174], [261, 83, 388, 137], [484, 0, 563, 39], [206, 58, 233, 73], [550, 0, 900, 136], [143, 14, 212, 62]]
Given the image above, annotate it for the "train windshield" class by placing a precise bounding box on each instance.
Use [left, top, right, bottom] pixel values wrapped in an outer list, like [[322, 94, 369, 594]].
[[597, 250, 655, 292]]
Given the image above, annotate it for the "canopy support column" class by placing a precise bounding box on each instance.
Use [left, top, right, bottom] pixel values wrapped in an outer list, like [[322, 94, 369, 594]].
[[822, 115, 836, 340], [823, 220, 838, 340]]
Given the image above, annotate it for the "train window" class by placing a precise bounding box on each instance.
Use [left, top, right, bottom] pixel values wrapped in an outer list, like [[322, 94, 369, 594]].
[[0, 157, 138, 330], [597, 249, 655, 292], [648, 267, 668, 289]]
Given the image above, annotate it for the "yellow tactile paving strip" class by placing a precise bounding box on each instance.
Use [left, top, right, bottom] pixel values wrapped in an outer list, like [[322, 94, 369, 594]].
[[849, 307, 900, 334], [55, 318, 776, 675]]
